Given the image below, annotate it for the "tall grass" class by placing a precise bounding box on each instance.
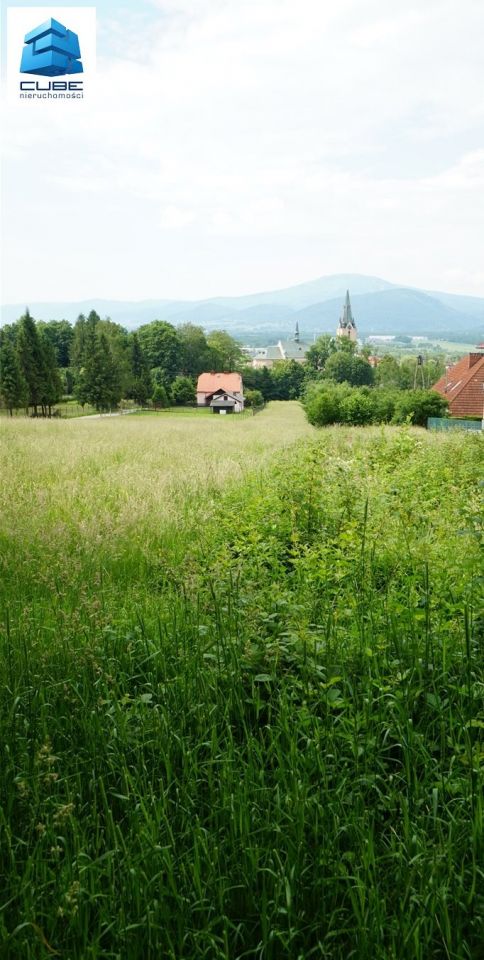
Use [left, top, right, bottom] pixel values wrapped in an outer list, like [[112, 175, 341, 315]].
[[0, 407, 482, 958]]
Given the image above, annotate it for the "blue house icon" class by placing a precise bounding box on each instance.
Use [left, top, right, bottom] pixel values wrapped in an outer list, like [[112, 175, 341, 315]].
[[20, 18, 83, 77]]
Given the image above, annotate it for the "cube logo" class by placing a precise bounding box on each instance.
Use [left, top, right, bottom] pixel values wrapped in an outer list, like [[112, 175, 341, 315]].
[[20, 18, 83, 77]]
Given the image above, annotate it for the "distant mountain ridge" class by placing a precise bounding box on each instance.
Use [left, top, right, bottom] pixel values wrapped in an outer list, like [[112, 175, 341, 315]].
[[2, 274, 483, 343]]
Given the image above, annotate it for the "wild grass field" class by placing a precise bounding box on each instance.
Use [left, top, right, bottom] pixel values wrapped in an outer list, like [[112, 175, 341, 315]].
[[0, 403, 482, 960]]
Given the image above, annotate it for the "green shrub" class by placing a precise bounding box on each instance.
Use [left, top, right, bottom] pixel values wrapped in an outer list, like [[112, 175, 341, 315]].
[[392, 389, 448, 426]]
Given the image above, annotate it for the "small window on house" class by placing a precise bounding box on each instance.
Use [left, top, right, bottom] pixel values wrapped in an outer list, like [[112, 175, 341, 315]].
[[224, 395, 228, 400]]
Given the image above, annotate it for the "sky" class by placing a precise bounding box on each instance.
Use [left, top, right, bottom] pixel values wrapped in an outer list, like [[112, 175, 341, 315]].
[[1, 0, 484, 304]]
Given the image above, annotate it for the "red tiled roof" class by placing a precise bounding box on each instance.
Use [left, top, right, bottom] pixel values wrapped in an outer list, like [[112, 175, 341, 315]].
[[197, 372, 242, 393], [432, 353, 484, 417]]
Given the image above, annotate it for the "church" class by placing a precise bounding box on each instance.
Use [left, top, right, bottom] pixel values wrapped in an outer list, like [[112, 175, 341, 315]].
[[251, 290, 358, 368]]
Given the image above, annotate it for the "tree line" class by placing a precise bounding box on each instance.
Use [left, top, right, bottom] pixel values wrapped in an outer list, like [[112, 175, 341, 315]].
[[0, 311, 249, 415], [0, 311, 447, 416]]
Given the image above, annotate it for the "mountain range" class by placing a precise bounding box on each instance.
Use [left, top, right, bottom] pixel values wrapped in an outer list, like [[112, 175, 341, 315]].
[[2, 274, 483, 344]]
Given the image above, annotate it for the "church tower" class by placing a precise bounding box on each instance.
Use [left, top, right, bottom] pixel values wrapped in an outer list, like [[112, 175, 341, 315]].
[[336, 290, 357, 342]]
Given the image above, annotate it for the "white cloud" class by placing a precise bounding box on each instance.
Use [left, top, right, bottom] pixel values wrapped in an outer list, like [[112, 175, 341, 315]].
[[2, 0, 484, 302]]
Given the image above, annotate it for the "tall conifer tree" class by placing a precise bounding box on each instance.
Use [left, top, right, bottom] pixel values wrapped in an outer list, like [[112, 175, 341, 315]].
[[0, 333, 27, 415], [16, 310, 45, 414]]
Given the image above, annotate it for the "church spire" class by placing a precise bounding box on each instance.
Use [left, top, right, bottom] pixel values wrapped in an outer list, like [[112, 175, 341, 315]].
[[294, 320, 300, 343], [340, 290, 356, 329], [336, 290, 357, 342]]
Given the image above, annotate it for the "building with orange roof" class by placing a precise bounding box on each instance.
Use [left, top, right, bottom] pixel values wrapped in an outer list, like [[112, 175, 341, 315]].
[[196, 372, 244, 413], [431, 349, 484, 418]]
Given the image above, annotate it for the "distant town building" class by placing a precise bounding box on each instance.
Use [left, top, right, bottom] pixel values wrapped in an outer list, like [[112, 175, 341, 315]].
[[431, 347, 484, 418], [251, 321, 312, 369], [336, 290, 357, 342], [196, 372, 244, 413]]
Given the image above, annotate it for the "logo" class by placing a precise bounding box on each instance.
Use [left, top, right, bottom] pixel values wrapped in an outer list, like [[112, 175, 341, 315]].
[[20, 17, 83, 77]]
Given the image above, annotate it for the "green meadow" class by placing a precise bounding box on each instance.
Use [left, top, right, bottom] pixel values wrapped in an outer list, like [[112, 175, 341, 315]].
[[0, 403, 482, 959]]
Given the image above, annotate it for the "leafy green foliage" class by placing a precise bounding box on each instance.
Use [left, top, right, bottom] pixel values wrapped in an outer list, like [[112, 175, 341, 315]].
[[171, 375, 196, 405], [178, 323, 216, 377], [137, 320, 182, 381], [36, 319, 74, 368], [304, 381, 449, 427], [128, 332, 152, 404], [244, 388, 264, 408], [324, 350, 374, 385], [207, 330, 245, 371], [270, 359, 307, 399], [152, 382, 170, 408]]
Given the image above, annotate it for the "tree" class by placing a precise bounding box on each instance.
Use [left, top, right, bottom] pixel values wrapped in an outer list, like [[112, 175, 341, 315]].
[[178, 324, 215, 377], [375, 354, 402, 389], [324, 352, 374, 386], [97, 319, 131, 396], [39, 333, 63, 415], [271, 360, 306, 399], [16, 310, 46, 415], [323, 351, 354, 384], [137, 321, 182, 381], [128, 333, 152, 404], [244, 388, 264, 408], [243, 365, 274, 399], [171, 376, 196, 406], [206, 331, 244, 371], [152, 383, 170, 409], [0, 333, 27, 415], [71, 314, 89, 370], [305, 334, 337, 373], [350, 355, 374, 386], [257, 366, 274, 400], [37, 320, 74, 367], [75, 329, 122, 411]]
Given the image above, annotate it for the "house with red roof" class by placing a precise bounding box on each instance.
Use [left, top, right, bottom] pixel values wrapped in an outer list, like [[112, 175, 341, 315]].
[[196, 372, 244, 414], [432, 348, 484, 418]]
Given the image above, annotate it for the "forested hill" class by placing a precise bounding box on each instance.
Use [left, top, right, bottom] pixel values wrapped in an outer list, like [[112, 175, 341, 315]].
[[2, 274, 483, 342]]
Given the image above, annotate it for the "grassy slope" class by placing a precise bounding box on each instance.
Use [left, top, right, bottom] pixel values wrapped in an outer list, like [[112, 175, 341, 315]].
[[0, 405, 482, 960]]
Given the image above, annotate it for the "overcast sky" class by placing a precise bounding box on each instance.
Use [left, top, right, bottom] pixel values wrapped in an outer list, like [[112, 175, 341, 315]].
[[2, 0, 484, 303]]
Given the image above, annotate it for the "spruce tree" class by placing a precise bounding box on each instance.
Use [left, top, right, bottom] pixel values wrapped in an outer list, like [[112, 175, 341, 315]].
[[75, 330, 122, 411], [16, 310, 45, 415], [39, 333, 63, 415], [0, 333, 27, 415]]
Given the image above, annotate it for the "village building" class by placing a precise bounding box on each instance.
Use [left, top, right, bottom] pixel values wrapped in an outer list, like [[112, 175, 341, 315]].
[[196, 371, 244, 414], [336, 290, 358, 342], [431, 347, 484, 418]]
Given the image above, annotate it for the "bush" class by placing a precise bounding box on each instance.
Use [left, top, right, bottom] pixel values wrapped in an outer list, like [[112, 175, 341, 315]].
[[171, 376, 196, 406], [303, 381, 348, 425], [303, 383, 448, 428], [392, 389, 448, 426], [152, 384, 170, 408], [244, 388, 264, 408]]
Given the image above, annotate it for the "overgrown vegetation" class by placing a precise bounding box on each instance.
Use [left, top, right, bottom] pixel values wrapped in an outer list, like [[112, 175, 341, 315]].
[[0, 406, 482, 959], [303, 381, 448, 427]]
